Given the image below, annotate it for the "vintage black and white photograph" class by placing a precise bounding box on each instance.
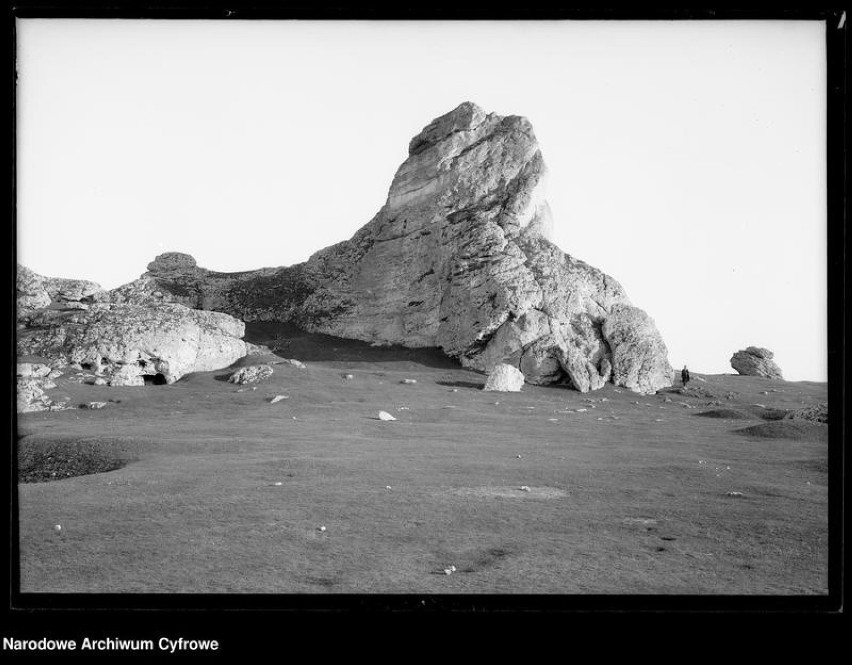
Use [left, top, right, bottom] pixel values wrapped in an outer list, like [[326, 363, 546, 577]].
[[12, 12, 840, 610]]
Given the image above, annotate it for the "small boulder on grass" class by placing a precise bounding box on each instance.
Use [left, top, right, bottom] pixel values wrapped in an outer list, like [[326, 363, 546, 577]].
[[377, 411, 396, 421], [483, 364, 525, 392], [227, 364, 273, 385]]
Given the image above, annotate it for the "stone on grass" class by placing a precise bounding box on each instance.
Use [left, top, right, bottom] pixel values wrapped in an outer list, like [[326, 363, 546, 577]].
[[377, 411, 397, 421], [483, 363, 525, 392], [227, 364, 274, 385], [269, 395, 288, 404]]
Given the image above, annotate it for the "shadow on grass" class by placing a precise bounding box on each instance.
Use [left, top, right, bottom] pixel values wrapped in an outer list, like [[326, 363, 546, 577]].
[[243, 321, 461, 369], [436, 380, 484, 390]]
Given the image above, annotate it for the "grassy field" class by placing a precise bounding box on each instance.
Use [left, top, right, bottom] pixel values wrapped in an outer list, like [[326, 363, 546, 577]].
[[17, 326, 828, 594]]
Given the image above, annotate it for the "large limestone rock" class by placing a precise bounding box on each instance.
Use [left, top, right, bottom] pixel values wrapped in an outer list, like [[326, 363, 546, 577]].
[[602, 305, 673, 394], [17, 302, 248, 386], [98, 102, 672, 393], [730, 346, 783, 379]]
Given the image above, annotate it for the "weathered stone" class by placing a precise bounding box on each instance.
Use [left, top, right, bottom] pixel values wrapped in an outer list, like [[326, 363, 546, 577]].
[[87, 102, 672, 394], [227, 364, 274, 385], [483, 363, 525, 392], [16, 376, 61, 413], [731, 347, 783, 379], [17, 302, 248, 385], [17, 362, 52, 379], [17, 265, 103, 319], [602, 304, 673, 394]]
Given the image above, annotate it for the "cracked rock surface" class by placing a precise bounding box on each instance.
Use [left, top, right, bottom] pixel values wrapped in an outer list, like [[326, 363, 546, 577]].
[[731, 346, 783, 379], [34, 102, 673, 394]]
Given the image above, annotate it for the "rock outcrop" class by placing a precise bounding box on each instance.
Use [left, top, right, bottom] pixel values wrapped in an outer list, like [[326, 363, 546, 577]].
[[56, 102, 674, 394], [17, 303, 249, 386], [731, 347, 783, 379], [17, 265, 103, 318], [483, 363, 525, 392], [16, 362, 66, 413]]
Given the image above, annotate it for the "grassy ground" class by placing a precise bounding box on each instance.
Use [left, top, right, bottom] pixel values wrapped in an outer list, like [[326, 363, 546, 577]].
[[17, 327, 828, 594]]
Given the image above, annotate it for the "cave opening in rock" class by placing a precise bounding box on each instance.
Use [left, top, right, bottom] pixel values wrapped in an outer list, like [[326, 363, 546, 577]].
[[143, 373, 168, 386]]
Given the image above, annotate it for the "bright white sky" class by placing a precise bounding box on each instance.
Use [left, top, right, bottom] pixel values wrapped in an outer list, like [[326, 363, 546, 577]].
[[16, 20, 827, 381]]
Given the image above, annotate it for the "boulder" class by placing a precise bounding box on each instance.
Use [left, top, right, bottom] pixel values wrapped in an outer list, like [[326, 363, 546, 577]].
[[602, 304, 673, 394], [483, 363, 525, 392], [731, 346, 783, 379], [17, 302, 248, 385], [227, 364, 274, 384]]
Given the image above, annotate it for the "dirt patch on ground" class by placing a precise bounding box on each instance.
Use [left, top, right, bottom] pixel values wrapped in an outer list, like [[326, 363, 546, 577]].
[[451, 486, 567, 499], [734, 420, 828, 442], [18, 436, 141, 483]]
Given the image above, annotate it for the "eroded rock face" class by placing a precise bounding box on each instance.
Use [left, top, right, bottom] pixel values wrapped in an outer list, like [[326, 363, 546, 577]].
[[483, 363, 525, 392], [92, 102, 673, 393], [602, 305, 673, 394], [731, 347, 783, 379], [16, 363, 66, 413], [17, 265, 103, 318], [17, 303, 248, 386]]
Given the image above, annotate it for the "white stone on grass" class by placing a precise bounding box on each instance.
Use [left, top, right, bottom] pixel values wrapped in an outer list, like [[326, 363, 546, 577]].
[[377, 411, 397, 421], [482, 363, 525, 392], [269, 395, 288, 404]]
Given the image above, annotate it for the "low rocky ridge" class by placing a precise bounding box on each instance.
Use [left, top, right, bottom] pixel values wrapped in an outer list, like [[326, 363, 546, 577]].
[[96, 102, 672, 394], [17, 281, 250, 395], [731, 346, 783, 379]]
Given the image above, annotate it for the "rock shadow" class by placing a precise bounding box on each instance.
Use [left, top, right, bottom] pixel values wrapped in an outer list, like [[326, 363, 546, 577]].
[[243, 322, 461, 369], [436, 380, 485, 390]]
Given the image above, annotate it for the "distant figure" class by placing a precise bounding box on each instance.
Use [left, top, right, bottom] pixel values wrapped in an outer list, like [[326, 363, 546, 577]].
[[681, 365, 691, 387]]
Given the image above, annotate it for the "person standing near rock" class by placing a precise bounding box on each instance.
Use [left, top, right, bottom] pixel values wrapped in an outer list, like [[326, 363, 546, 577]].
[[681, 365, 690, 387]]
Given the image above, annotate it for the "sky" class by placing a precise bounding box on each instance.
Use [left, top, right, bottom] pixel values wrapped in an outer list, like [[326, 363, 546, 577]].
[[16, 20, 827, 381]]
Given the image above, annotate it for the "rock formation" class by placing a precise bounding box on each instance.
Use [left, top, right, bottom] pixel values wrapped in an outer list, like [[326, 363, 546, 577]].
[[17, 300, 249, 387], [227, 365, 273, 385], [98, 102, 671, 394], [17, 264, 103, 318], [730, 347, 783, 379], [16, 362, 68, 413]]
